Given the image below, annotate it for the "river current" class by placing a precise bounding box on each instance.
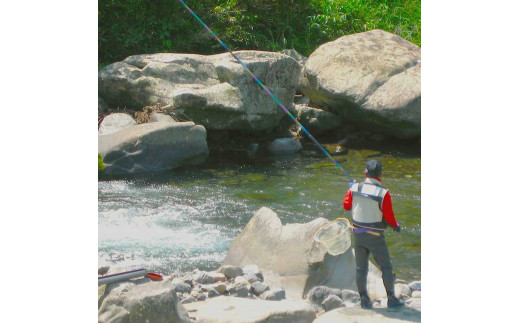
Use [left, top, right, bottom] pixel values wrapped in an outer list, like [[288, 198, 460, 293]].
[[98, 144, 421, 280]]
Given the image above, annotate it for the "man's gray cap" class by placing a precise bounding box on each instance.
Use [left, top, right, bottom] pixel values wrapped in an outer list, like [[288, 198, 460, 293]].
[[365, 159, 382, 177]]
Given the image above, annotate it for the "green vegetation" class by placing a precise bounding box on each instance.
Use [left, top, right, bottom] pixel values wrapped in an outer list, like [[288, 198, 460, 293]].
[[98, 153, 105, 172], [99, 0, 420, 66]]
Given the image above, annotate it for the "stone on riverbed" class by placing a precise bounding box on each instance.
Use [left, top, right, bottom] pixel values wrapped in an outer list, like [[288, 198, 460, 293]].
[[98, 121, 209, 175], [268, 138, 302, 154]]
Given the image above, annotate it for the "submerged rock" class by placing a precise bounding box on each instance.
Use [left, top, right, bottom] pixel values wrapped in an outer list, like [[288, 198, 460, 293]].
[[268, 138, 302, 154]]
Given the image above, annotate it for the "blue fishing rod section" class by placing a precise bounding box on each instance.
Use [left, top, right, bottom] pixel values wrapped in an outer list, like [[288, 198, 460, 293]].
[[178, 0, 354, 185]]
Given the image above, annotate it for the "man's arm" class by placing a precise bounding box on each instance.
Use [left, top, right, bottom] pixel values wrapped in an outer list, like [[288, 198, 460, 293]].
[[382, 192, 400, 229]]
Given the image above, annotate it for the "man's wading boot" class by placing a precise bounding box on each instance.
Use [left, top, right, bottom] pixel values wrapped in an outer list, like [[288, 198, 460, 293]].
[[387, 294, 405, 308], [360, 294, 373, 309]]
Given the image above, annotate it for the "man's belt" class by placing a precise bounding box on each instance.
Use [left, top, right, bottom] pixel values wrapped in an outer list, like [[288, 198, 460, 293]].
[[351, 227, 382, 236]]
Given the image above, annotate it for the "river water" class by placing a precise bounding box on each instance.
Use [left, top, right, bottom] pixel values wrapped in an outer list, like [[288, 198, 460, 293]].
[[98, 143, 421, 280]]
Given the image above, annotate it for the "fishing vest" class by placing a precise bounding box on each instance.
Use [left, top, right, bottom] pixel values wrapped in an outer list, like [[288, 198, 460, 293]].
[[351, 179, 389, 230]]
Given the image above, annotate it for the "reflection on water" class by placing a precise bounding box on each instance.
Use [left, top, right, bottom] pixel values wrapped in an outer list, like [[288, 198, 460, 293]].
[[99, 146, 420, 279]]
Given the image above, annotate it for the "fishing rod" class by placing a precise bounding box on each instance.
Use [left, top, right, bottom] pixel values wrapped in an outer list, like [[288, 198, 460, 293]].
[[178, 0, 354, 185]]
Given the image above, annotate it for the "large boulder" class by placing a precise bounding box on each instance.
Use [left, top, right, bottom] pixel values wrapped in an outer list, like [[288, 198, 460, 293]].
[[98, 121, 208, 175], [222, 207, 386, 300], [98, 279, 191, 323], [301, 29, 421, 138], [99, 51, 301, 132], [183, 296, 316, 323]]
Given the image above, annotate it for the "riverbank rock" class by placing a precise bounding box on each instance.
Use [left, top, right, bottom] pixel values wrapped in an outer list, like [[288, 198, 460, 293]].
[[222, 207, 386, 300], [301, 29, 421, 138], [183, 296, 316, 323], [98, 121, 208, 175], [99, 51, 301, 132], [313, 306, 421, 323], [98, 112, 137, 135], [295, 104, 342, 134], [98, 279, 191, 323]]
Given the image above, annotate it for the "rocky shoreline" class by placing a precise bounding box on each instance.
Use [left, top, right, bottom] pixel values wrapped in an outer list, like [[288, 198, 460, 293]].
[[98, 208, 420, 322]]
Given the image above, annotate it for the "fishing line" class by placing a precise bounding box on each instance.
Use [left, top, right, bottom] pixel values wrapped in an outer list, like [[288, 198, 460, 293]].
[[178, 0, 354, 184]]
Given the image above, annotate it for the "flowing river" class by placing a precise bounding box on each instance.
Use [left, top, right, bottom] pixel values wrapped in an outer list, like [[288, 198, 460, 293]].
[[98, 144, 421, 280]]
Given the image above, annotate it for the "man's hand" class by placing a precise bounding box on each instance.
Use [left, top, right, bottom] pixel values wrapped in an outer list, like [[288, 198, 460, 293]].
[[393, 225, 401, 232]]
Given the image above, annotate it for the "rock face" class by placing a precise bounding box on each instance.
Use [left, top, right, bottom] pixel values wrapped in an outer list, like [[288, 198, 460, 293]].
[[98, 279, 191, 323], [98, 121, 208, 175], [222, 207, 386, 300], [99, 51, 301, 132], [182, 296, 316, 323], [98, 113, 137, 135], [301, 29, 421, 138], [294, 104, 342, 134]]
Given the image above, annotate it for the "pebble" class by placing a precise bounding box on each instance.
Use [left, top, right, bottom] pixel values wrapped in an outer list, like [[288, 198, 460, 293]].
[[220, 265, 243, 279]]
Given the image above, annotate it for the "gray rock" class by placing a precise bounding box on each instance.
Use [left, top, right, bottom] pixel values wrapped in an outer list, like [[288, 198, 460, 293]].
[[395, 283, 412, 298], [279, 49, 307, 66], [295, 104, 342, 134], [222, 207, 387, 300], [98, 113, 136, 136], [307, 286, 342, 305], [411, 291, 421, 298], [173, 282, 192, 294], [322, 294, 345, 312], [148, 112, 177, 123], [301, 29, 421, 138], [235, 286, 249, 298], [406, 297, 421, 310], [182, 297, 316, 323], [251, 281, 270, 296], [99, 51, 301, 132], [207, 288, 219, 298], [98, 280, 191, 323], [98, 121, 208, 175], [98, 97, 109, 114], [220, 265, 243, 279], [244, 273, 261, 283], [242, 264, 264, 282], [314, 307, 421, 322], [197, 292, 207, 301], [341, 289, 360, 303], [180, 296, 197, 304], [408, 280, 421, 291], [193, 271, 216, 284], [268, 138, 302, 154], [260, 288, 286, 301]]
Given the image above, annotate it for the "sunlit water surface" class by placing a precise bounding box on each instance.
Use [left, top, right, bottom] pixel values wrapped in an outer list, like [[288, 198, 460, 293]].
[[99, 146, 420, 280]]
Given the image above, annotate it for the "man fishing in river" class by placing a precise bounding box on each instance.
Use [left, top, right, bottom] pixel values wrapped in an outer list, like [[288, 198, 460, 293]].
[[343, 159, 405, 309]]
